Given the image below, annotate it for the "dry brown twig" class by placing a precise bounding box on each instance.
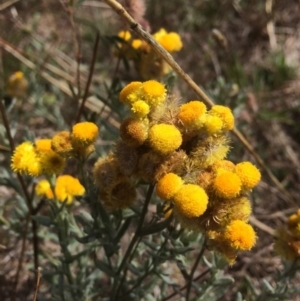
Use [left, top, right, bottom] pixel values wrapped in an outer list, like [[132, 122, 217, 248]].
[[102, 0, 295, 207]]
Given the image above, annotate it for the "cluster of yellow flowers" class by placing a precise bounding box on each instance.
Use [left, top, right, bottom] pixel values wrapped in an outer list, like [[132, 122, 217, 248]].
[[11, 121, 98, 204], [275, 209, 300, 260], [93, 79, 261, 263], [116, 28, 183, 79]]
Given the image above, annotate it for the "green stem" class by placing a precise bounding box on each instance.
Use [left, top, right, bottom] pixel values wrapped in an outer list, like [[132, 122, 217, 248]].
[[110, 184, 154, 300], [118, 235, 170, 300], [117, 184, 154, 275], [186, 238, 206, 301]]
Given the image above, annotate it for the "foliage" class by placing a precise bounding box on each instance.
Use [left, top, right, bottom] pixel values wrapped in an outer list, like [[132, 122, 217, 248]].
[[0, 0, 299, 301]]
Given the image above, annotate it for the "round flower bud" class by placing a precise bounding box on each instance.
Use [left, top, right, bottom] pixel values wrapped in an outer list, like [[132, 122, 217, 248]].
[[156, 173, 183, 201], [148, 123, 182, 154], [119, 81, 143, 105], [71, 122, 99, 147], [173, 184, 208, 218], [213, 170, 241, 198], [204, 114, 223, 135], [178, 101, 206, 129], [118, 30, 131, 41], [51, 131, 74, 157], [140, 80, 166, 107], [235, 162, 261, 190], [131, 100, 150, 118], [210, 105, 234, 131], [224, 220, 256, 250], [157, 32, 183, 52], [120, 117, 148, 147]]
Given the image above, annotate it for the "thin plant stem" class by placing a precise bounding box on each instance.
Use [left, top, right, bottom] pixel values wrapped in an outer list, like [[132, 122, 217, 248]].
[[102, 0, 295, 205], [13, 211, 30, 295], [0, 97, 39, 282], [118, 235, 170, 300], [33, 267, 42, 301], [117, 184, 155, 275], [74, 31, 100, 123], [111, 184, 155, 301], [161, 268, 211, 301], [186, 238, 206, 301]]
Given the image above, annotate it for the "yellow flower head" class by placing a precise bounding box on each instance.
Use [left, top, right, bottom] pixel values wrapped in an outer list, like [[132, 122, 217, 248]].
[[35, 179, 54, 199], [11, 142, 42, 176], [55, 175, 85, 204], [131, 100, 150, 118], [157, 32, 183, 52], [118, 30, 131, 41], [119, 81, 143, 105], [174, 184, 208, 218], [35, 139, 66, 175], [6, 71, 28, 98], [140, 80, 167, 107], [204, 114, 223, 135], [120, 117, 148, 147], [210, 105, 234, 131], [224, 220, 256, 250], [156, 173, 183, 201], [148, 123, 182, 154], [132, 39, 142, 49], [153, 28, 167, 40], [212, 160, 235, 173], [213, 170, 241, 198], [288, 213, 299, 228], [35, 139, 53, 152], [235, 162, 261, 190], [51, 131, 74, 157], [71, 122, 99, 147], [178, 101, 207, 129]]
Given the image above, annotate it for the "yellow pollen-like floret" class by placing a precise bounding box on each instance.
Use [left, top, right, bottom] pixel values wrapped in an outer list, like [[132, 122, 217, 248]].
[[157, 32, 183, 52], [119, 81, 143, 105], [132, 39, 142, 49], [35, 179, 54, 199], [148, 123, 182, 154], [178, 101, 207, 129], [153, 28, 167, 40], [35, 139, 66, 175], [173, 184, 208, 218], [71, 122, 99, 146], [210, 105, 234, 131], [55, 175, 85, 205], [156, 173, 183, 201], [35, 139, 52, 152], [204, 115, 223, 135], [212, 160, 235, 173], [224, 220, 256, 250], [11, 141, 42, 176], [235, 162, 261, 190], [51, 131, 74, 157], [140, 80, 167, 107], [131, 100, 150, 118], [118, 30, 131, 41], [213, 170, 242, 198]]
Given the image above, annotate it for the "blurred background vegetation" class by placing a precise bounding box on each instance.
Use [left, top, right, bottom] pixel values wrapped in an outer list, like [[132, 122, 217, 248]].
[[0, 0, 300, 300]]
